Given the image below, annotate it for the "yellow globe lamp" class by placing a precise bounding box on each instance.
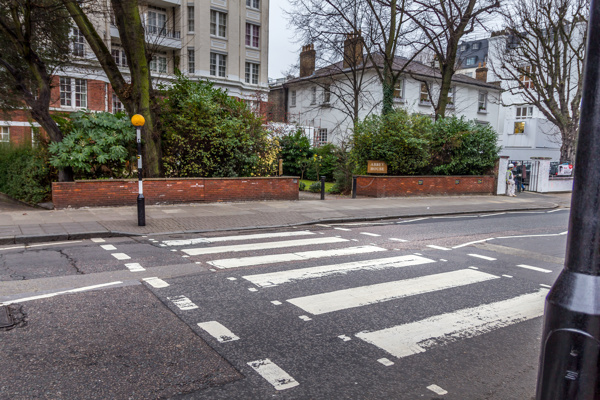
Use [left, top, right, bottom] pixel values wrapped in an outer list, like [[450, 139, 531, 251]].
[[131, 114, 145, 127]]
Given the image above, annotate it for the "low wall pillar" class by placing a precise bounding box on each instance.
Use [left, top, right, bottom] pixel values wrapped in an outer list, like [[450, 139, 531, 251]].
[[531, 157, 552, 193], [496, 156, 510, 195]]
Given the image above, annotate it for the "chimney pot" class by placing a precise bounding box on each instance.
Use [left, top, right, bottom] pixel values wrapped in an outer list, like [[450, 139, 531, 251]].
[[300, 44, 316, 77]]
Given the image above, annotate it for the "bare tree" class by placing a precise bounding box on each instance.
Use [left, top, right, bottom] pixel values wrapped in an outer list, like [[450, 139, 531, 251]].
[[489, 0, 588, 163], [0, 0, 74, 181], [408, 0, 500, 119]]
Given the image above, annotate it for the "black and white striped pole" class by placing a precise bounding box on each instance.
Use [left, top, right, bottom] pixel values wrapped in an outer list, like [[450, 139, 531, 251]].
[[131, 114, 145, 227]]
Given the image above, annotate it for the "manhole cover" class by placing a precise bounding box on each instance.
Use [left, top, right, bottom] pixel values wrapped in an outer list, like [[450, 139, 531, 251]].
[[0, 306, 14, 328]]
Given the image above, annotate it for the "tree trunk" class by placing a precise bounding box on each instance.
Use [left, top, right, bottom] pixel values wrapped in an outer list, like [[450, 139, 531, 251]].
[[560, 126, 577, 164]]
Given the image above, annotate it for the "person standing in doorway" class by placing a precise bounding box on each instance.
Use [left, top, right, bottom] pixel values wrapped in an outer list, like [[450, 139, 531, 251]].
[[506, 163, 516, 197]]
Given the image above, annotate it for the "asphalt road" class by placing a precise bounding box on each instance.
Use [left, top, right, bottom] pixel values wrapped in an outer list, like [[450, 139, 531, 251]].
[[0, 209, 570, 399]]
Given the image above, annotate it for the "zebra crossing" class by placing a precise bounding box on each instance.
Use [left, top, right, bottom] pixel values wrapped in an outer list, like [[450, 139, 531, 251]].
[[148, 228, 556, 396]]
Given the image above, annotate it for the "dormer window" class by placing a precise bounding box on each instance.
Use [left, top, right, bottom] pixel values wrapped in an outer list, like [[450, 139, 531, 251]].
[[472, 42, 480, 50]]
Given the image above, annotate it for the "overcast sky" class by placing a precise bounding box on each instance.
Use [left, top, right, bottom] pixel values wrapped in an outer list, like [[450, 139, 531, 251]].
[[268, 0, 297, 79]]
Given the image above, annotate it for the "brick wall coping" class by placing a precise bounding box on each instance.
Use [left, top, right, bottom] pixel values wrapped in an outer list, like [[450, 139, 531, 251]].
[[354, 175, 494, 178], [60, 176, 301, 184]]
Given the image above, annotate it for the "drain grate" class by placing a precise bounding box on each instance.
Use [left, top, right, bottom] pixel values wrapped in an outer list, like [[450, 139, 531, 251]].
[[0, 306, 14, 328]]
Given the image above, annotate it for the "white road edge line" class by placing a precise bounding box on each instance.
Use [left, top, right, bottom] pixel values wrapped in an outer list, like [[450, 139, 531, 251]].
[[247, 359, 299, 391], [197, 321, 240, 343], [468, 254, 496, 261], [397, 217, 429, 224], [0, 281, 123, 305], [426, 245, 451, 251], [516, 264, 552, 273], [0, 240, 83, 251], [360, 232, 381, 237]]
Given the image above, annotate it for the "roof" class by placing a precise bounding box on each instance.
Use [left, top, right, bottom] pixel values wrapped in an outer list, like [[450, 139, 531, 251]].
[[285, 53, 500, 91], [456, 38, 489, 69]]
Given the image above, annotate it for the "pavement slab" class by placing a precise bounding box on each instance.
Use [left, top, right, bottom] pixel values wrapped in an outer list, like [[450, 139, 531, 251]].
[[0, 284, 242, 400]]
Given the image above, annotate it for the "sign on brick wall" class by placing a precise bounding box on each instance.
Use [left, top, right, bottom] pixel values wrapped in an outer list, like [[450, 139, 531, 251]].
[[367, 160, 388, 174]]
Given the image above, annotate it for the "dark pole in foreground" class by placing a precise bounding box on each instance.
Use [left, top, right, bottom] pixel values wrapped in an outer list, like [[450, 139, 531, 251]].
[[536, 3, 600, 398], [132, 115, 146, 227], [320, 176, 326, 200], [352, 176, 357, 199]]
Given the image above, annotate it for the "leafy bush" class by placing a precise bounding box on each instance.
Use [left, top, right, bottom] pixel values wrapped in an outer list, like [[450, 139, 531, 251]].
[[429, 116, 500, 175], [299, 181, 306, 191], [160, 74, 279, 177], [308, 182, 322, 193], [279, 128, 312, 176], [0, 143, 53, 204], [306, 143, 338, 181], [49, 111, 136, 179], [330, 142, 354, 195], [351, 109, 432, 175]]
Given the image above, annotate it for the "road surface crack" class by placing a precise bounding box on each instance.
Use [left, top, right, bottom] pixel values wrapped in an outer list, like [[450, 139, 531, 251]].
[[58, 250, 84, 275]]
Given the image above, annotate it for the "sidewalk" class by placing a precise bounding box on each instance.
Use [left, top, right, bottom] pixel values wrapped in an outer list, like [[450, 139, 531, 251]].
[[0, 192, 571, 245]]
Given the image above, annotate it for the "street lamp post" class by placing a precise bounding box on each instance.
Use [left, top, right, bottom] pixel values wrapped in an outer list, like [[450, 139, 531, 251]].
[[535, 1, 600, 398], [131, 114, 145, 227]]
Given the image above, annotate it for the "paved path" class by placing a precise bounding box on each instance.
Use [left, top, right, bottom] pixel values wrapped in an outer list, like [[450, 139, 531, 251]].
[[0, 192, 570, 244]]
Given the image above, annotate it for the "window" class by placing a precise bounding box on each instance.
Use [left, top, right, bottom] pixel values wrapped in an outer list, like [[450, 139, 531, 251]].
[[472, 42, 480, 50], [211, 11, 227, 38], [466, 57, 476, 66], [188, 6, 195, 32], [317, 128, 327, 144], [0, 126, 9, 143], [478, 91, 487, 112], [60, 77, 87, 108], [188, 48, 195, 73], [245, 62, 259, 84], [311, 86, 317, 104], [147, 8, 167, 35], [149, 55, 167, 73], [516, 106, 533, 119], [420, 82, 430, 104], [459, 44, 467, 51], [75, 79, 87, 108], [447, 86, 455, 106], [210, 53, 227, 77], [112, 47, 127, 67], [72, 28, 85, 57], [246, 0, 260, 9], [322, 85, 331, 104], [393, 79, 404, 100], [514, 122, 526, 134], [245, 23, 260, 48], [112, 93, 124, 114], [290, 90, 296, 107], [520, 65, 533, 89]]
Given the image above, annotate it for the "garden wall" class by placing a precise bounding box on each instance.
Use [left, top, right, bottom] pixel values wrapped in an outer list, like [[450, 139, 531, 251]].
[[52, 177, 299, 209], [356, 175, 495, 197]]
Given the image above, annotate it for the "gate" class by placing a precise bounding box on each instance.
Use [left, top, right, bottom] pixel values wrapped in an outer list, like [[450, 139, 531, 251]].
[[509, 160, 539, 192]]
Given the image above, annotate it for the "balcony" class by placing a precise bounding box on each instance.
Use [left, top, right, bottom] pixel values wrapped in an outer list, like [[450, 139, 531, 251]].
[[110, 24, 182, 49]]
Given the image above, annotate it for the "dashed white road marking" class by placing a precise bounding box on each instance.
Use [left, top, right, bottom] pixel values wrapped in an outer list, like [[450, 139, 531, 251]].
[[299, 315, 312, 321], [227, 277, 237, 281], [397, 217, 429, 224], [91, 238, 106, 243], [468, 266, 479, 270], [502, 274, 513, 278], [440, 259, 448, 262], [197, 321, 240, 342], [208, 245, 386, 269], [547, 209, 568, 213], [452, 239, 493, 249], [389, 238, 408, 242], [168, 295, 198, 310], [125, 263, 145, 272], [427, 384, 448, 395], [426, 245, 451, 251], [338, 335, 351, 341], [100, 244, 117, 251], [182, 255, 190, 258], [360, 232, 381, 237], [516, 264, 552, 273], [271, 300, 282, 305], [540, 284, 552, 288], [468, 254, 496, 261], [356, 289, 549, 359], [183, 237, 348, 256], [162, 231, 315, 246], [243, 255, 436, 288], [247, 359, 299, 391], [351, 239, 359, 242], [143, 277, 169, 288], [0, 281, 123, 305], [111, 253, 131, 260], [286, 269, 498, 315], [316, 224, 331, 227], [378, 358, 394, 366], [334, 227, 351, 231], [248, 288, 258, 292]]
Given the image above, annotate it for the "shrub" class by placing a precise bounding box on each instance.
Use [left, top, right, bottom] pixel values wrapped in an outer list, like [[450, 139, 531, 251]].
[[0, 143, 53, 204], [430, 116, 500, 175], [351, 109, 432, 175], [299, 181, 306, 191], [48, 111, 136, 179], [306, 143, 338, 181], [330, 141, 354, 195], [160, 74, 279, 177], [279, 128, 312, 177], [308, 182, 321, 193]]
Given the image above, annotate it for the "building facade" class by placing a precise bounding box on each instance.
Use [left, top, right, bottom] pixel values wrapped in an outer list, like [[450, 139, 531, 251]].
[[1, 0, 270, 145]]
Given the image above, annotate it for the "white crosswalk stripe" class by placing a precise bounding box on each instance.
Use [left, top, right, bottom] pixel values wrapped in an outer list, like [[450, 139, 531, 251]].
[[286, 269, 499, 315], [208, 245, 386, 269], [182, 237, 348, 256], [355, 289, 548, 359], [243, 254, 436, 288], [162, 230, 315, 246]]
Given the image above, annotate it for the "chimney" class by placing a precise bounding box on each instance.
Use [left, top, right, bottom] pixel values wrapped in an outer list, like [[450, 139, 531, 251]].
[[299, 44, 316, 77], [476, 62, 488, 82], [343, 32, 363, 69]]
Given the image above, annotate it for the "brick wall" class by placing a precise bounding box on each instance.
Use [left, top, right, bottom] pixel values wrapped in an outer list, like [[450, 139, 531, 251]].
[[356, 175, 495, 197], [52, 177, 300, 209]]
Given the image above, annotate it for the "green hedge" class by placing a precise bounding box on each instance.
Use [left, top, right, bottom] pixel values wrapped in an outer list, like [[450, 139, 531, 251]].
[[0, 143, 53, 204]]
